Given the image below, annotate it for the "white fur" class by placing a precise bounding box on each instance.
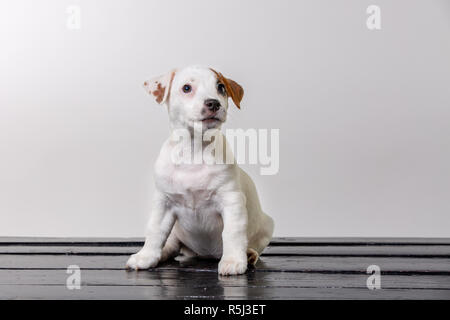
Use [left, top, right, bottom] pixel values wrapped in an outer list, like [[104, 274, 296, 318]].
[[126, 66, 274, 275]]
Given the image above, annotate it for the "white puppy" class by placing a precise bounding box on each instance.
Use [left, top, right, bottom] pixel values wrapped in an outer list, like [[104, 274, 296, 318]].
[[126, 65, 274, 275]]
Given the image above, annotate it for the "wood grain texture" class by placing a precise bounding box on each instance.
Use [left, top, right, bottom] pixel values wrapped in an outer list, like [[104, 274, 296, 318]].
[[0, 237, 449, 300], [1, 255, 449, 274], [2, 237, 450, 245], [2, 285, 449, 300], [1, 245, 449, 257], [1, 269, 449, 289]]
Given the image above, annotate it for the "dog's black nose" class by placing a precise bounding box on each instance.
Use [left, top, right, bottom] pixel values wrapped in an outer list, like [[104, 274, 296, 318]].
[[204, 99, 221, 112]]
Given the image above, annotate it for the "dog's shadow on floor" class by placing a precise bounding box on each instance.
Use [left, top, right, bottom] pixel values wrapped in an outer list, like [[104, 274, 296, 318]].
[[162, 255, 267, 272]]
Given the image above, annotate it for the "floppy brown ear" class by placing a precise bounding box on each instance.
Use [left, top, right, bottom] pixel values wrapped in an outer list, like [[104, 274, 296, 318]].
[[143, 69, 176, 105], [210, 69, 244, 109]]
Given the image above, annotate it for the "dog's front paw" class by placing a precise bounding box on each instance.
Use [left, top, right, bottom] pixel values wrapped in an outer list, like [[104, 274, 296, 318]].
[[218, 256, 248, 276], [126, 250, 161, 270]]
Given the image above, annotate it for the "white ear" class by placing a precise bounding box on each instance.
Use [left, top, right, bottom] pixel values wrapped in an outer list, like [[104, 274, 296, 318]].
[[143, 69, 176, 105]]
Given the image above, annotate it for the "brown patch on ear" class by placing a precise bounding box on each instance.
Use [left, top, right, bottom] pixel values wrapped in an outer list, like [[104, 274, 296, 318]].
[[210, 68, 244, 109], [153, 83, 165, 104], [144, 69, 177, 105]]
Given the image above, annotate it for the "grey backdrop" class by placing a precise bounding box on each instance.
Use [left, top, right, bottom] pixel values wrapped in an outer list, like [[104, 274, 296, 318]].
[[1, 0, 449, 237]]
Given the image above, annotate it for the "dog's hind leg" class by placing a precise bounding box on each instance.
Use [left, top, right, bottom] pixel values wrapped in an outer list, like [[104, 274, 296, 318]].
[[174, 245, 198, 262], [247, 247, 259, 266], [160, 230, 181, 262], [251, 213, 274, 247]]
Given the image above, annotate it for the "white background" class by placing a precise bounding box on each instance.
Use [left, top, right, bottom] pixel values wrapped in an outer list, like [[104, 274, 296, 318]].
[[1, 0, 449, 237]]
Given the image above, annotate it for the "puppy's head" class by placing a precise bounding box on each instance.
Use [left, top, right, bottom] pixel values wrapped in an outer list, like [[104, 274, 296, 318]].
[[143, 66, 243, 130]]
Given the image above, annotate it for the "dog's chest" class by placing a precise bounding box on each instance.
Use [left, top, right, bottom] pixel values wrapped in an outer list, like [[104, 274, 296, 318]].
[[155, 161, 221, 209]]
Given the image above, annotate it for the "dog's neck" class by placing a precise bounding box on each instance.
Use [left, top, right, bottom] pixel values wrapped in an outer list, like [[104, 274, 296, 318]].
[[168, 122, 226, 165]]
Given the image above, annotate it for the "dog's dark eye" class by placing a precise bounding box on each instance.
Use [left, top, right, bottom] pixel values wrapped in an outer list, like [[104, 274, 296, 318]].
[[182, 84, 192, 93], [217, 83, 226, 95]]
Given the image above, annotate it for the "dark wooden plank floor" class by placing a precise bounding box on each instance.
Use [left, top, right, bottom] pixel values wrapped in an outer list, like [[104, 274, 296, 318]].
[[0, 237, 449, 300]]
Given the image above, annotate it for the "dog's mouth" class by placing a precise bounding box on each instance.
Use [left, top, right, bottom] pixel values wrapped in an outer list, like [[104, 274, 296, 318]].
[[201, 116, 222, 123]]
